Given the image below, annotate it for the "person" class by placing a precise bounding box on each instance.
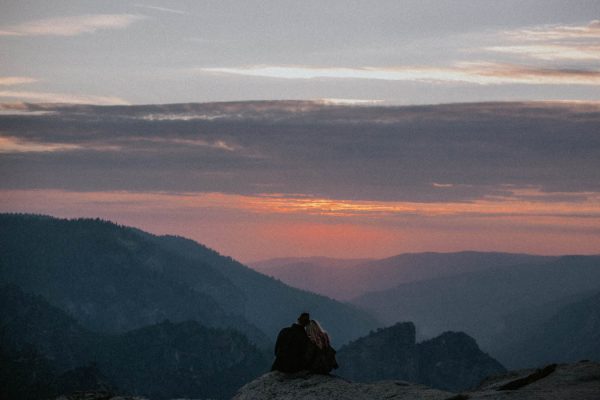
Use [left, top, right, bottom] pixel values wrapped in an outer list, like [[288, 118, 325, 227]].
[[305, 319, 339, 374], [271, 312, 312, 373]]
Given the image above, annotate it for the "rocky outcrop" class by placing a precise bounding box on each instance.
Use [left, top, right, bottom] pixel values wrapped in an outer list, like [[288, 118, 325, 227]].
[[233, 361, 600, 400], [418, 331, 505, 391], [336, 322, 505, 391], [232, 371, 452, 400], [56, 393, 147, 400], [337, 322, 419, 382], [472, 361, 600, 399]]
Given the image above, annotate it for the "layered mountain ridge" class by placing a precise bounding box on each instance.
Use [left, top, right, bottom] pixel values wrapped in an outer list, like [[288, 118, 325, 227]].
[[253, 252, 600, 367], [2, 213, 598, 399], [0, 284, 268, 400], [0, 213, 377, 347]]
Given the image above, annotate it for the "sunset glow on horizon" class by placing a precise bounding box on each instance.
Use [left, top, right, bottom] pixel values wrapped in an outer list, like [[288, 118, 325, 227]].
[[1, 187, 598, 262]]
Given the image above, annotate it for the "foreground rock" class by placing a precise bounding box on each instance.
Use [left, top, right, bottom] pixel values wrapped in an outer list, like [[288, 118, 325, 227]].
[[233, 361, 600, 400], [56, 393, 147, 400], [471, 361, 600, 399], [232, 371, 451, 400]]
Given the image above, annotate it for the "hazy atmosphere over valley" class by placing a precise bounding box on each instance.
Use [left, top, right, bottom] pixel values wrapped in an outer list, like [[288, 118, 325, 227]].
[[1, 1, 600, 400]]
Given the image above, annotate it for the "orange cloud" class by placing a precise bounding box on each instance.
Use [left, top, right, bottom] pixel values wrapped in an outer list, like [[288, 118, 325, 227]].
[[0, 77, 38, 86], [0, 136, 121, 153], [2, 188, 598, 219], [0, 90, 130, 105], [0, 136, 81, 153]]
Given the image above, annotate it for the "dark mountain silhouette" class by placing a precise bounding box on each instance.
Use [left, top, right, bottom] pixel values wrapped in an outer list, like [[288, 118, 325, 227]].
[[251, 252, 550, 300], [152, 234, 378, 347], [496, 290, 600, 368], [99, 320, 267, 400], [0, 284, 268, 400], [336, 322, 505, 392], [352, 255, 600, 354], [0, 214, 378, 347]]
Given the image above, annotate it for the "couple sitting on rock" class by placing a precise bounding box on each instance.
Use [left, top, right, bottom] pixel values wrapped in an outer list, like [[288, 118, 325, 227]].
[[271, 312, 339, 374]]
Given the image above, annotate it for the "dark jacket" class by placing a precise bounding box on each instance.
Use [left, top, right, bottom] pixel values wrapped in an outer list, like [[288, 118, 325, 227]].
[[271, 324, 311, 373]]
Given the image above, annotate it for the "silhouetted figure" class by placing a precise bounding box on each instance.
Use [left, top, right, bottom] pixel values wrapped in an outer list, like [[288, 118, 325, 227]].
[[271, 312, 312, 373], [306, 319, 339, 374]]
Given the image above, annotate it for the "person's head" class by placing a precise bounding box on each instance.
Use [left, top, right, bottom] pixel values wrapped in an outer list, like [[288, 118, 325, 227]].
[[306, 319, 328, 349], [308, 319, 324, 332], [297, 312, 310, 326]]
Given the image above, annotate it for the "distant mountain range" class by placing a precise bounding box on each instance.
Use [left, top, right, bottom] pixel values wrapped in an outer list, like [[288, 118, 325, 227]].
[[250, 252, 551, 301], [252, 252, 600, 368], [351, 255, 600, 356]]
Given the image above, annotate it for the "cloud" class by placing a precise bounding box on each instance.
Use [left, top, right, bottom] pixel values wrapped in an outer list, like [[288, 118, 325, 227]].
[[134, 4, 187, 15], [2, 188, 599, 220], [0, 90, 130, 105], [484, 44, 600, 61], [508, 20, 600, 41], [198, 20, 600, 88], [1, 101, 599, 204], [131, 137, 237, 151], [0, 77, 37, 86], [0, 14, 146, 37], [201, 63, 600, 85], [0, 136, 81, 153], [315, 98, 384, 105], [481, 20, 600, 62]]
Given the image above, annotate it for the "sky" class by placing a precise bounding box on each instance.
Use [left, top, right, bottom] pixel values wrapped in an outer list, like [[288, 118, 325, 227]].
[[1, 1, 599, 261], [1, 0, 600, 104]]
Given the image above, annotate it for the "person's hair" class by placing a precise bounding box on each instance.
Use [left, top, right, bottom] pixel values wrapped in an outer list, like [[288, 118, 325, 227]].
[[306, 319, 329, 349]]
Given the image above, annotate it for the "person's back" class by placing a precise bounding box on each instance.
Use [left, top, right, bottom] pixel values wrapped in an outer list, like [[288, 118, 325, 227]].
[[271, 313, 311, 373]]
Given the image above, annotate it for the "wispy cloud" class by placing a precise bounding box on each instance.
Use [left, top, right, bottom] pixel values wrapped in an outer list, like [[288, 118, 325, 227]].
[[0, 136, 81, 153], [198, 20, 600, 87], [508, 20, 600, 41], [315, 98, 384, 105], [485, 44, 600, 61], [240, 189, 600, 219], [0, 14, 146, 37], [0, 77, 38, 86], [0, 90, 130, 105], [2, 188, 598, 220], [134, 4, 187, 15], [485, 20, 600, 62], [131, 137, 237, 151], [202, 63, 600, 85]]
